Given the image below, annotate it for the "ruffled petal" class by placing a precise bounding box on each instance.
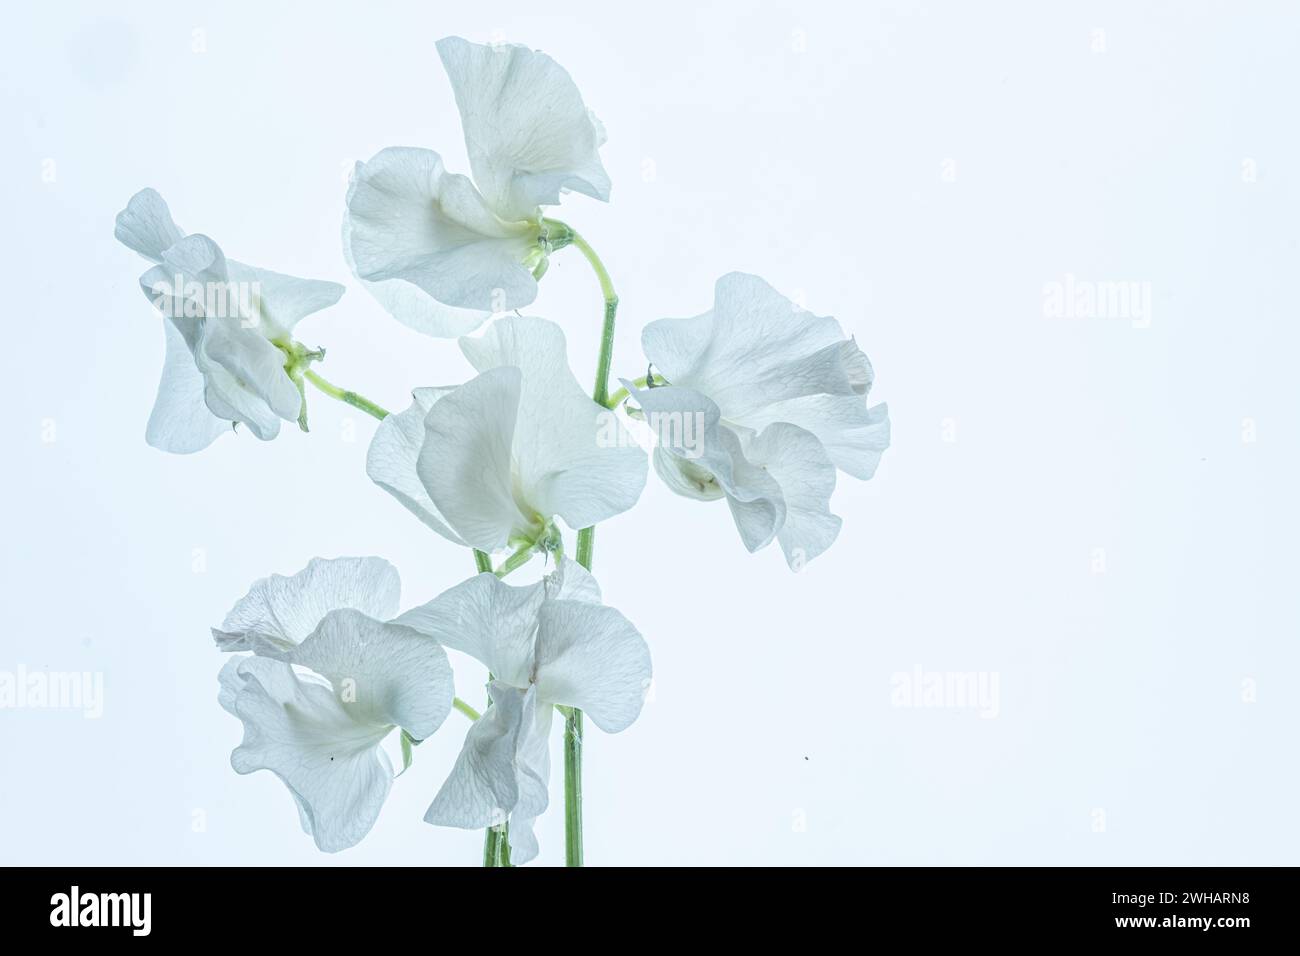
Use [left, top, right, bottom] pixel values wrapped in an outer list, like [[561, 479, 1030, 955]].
[[219, 655, 393, 853], [143, 233, 229, 308], [394, 572, 543, 688], [417, 366, 533, 551], [342, 215, 489, 338], [642, 272, 867, 421], [195, 319, 302, 437], [115, 187, 184, 263], [140, 235, 301, 440], [504, 686, 552, 865], [213, 556, 401, 654], [288, 609, 454, 740], [628, 382, 785, 552], [344, 147, 539, 318], [226, 260, 344, 340], [535, 599, 651, 733], [423, 682, 552, 864], [743, 422, 842, 568], [546, 555, 603, 605], [366, 387, 465, 544], [144, 317, 229, 454], [423, 682, 523, 830], [460, 316, 646, 531], [437, 37, 611, 221], [744, 397, 890, 480]]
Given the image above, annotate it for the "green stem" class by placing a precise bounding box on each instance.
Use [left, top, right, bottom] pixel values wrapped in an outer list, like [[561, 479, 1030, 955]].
[[474, 548, 512, 867], [484, 822, 511, 867], [303, 368, 390, 421], [568, 526, 595, 868], [603, 373, 667, 410], [557, 223, 620, 868], [494, 543, 535, 578], [570, 234, 619, 407], [562, 703, 584, 867], [453, 698, 481, 721]]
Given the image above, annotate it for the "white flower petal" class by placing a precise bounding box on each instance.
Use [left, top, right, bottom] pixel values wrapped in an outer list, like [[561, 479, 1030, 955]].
[[642, 272, 866, 421], [461, 316, 647, 531], [122, 197, 343, 450], [437, 37, 611, 221], [196, 319, 302, 437], [213, 556, 401, 654], [650, 447, 722, 502], [418, 366, 532, 551], [628, 382, 785, 552], [424, 684, 523, 830], [219, 655, 393, 853], [289, 609, 454, 740], [423, 682, 552, 865], [115, 187, 184, 262], [196, 376, 282, 441], [151, 233, 229, 291], [506, 813, 542, 865], [743, 423, 842, 568], [535, 600, 651, 733], [145, 317, 229, 454], [140, 235, 301, 441], [395, 572, 543, 688], [342, 216, 489, 338], [366, 387, 465, 545], [745, 396, 891, 480], [226, 261, 344, 340], [125, 202, 344, 345], [625, 381, 728, 501], [344, 147, 539, 317], [546, 555, 603, 605], [720, 447, 787, 553], [140, 238, 232, 389], [505, 687, 551, 865]]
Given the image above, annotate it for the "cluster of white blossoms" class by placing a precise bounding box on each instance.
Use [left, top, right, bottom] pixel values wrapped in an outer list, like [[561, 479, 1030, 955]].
[[115, 36, 889, 864], [213, 555, 646, 861]]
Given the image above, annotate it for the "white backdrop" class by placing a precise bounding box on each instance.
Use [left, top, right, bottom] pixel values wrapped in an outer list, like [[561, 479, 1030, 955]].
[[2, 1, 1297, 866]]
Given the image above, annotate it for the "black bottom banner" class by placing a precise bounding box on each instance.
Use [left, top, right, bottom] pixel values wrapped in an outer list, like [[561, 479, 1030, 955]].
[[0, 866, 1284, 942]]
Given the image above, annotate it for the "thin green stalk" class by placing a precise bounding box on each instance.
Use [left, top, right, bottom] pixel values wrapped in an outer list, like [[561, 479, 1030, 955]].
[[483, 815, 511, 868], [570, 233, 619, 408], [557, 222, 620, 868], [561, 703, 584, 866], [568, 527, 596, 867], [453, 698, 481, 721], [474, 548, 513, 867], [603, 384, 632, 410], [603, 373, 667, 410], [303, 368, 390, 420], [494, 543, 535, 578]]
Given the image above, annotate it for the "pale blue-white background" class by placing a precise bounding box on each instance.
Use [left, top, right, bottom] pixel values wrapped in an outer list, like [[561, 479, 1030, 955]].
[[2, 1, 1296, 865]]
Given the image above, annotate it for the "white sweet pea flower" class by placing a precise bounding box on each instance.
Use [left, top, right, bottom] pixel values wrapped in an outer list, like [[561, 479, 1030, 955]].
[[396, 557, 650, 864], [115, 189, 344, 453], [214, 557, 454, 852], [366, 315, 646, 553], [630, 272, 890, 569], [343, 36, 610, 337]]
